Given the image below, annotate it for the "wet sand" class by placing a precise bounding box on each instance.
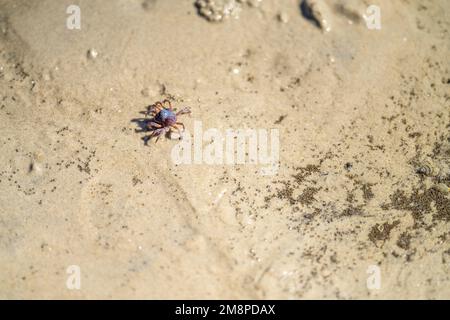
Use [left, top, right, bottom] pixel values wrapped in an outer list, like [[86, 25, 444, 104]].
[[0, 0, 449, 299]]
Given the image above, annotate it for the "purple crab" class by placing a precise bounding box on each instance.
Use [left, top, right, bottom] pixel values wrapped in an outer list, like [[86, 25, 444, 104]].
[[145, 99, 191, 143]]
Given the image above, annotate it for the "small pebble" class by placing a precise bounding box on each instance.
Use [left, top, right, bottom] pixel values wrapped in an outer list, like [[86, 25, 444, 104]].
[[277, 12, 289, 23], [231, 67, 240, 75], [42, 72, 51, 81], [29, 162, 43, 175], [195, 0, 242, 22], [416, 162, 434, 176], [87, 48, 98, 60]]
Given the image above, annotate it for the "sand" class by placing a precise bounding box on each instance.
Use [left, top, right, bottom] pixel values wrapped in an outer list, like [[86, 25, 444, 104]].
[[0, 0, 449, 299]]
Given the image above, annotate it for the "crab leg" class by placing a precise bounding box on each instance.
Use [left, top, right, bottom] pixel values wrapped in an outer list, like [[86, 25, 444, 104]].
[[147, 102, 164, 116], [170, 125, 183, 139], [175, 122, 185, 130], [176, 107, 191, 116], [147, 121, 162, 129], [148, 127, 167, 143]]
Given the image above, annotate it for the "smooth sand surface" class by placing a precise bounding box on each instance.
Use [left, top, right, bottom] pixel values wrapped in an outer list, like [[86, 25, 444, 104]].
[[0, 0, 449, 299]]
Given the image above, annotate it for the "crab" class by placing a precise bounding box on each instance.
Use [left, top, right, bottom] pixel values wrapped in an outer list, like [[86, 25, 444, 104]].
[[144, 99, 191, 143]]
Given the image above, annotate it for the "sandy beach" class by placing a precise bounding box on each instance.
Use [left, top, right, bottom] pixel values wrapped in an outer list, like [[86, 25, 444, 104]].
[[0, 0, 449, 299]]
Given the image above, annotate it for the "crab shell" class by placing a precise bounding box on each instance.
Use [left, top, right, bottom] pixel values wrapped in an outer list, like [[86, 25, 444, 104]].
[[155, 108, 177, 126]]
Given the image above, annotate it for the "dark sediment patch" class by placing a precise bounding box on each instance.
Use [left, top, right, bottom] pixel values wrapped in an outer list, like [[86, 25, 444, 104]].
[[383, 187, 450, 226], [397, 232, 412, 250], [368, 220, 400, 246]]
